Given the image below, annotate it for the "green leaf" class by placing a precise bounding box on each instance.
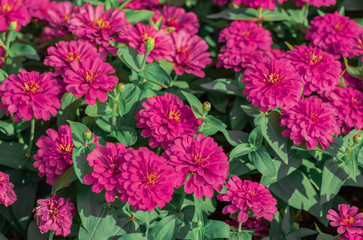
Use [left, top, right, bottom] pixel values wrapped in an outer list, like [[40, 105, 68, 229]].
[[204, 220, 230, 239], [192, 194, 204, 240], [0, 68, 8, 82], [9, 43, 38, 59], [229, 143, 253, 160], [117, 46, 141, 72], [138, 63, 172, 87], [51, 166, 78, 194], [207, 8, 258, 20], [248, 126, 263, 150], [123, 9, 155, 24], [118, 233, 147, 240], [159, 59, 175, 75], [0, 120, 15, 136], [123, 84, 141, 114], [73, 144, 95, 184], [110, 126, 137, 146], [85, 102, 110, 117], [181, 91, 203, 118], [0, 142, 26, 169], [57, 94, 83, 126], [248, 147, 276, 177], [150, 215, 183, 240], [201, 79, 243, 96], [262, 8, 290, 21], [68, 120, 89, 148]]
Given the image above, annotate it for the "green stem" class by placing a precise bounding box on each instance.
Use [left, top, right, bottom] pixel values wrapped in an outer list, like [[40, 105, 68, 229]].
[[26, 118, 35, 159], [140, 49, 150, 70], [257, 7, 263, 26], [11, 114, 24, 144], [173, 73, 179, 82], [49, 231, 55, 240], [238, 221, 242, 233]]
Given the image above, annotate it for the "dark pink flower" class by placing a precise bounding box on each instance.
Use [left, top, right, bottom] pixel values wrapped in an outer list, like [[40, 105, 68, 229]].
[[0, 70, 61, 122], [118, 147, 176, 211], [351, 32, 363, 58], [44, 40, 100, 74], [295, 0, 336, 7], [306, 12, 362, 58], [343, 70, 363, 90], [0, 0, 31, 31], [217, 176, 277, 223], [33, 125, 75, 185], [280, 96, 340, 150], [83, 142, 130, 203], [117, 23, 173, 63], [163, 134, 229, 199], [170, 30, 212, 77], [0, 45, 5, 67], [153, 6, 199, 35], [135, 92, 201, 149], [0, 171, 17, 207], [63, 58, 118, 105], [38, 26, 69, 44], [24, 0, 50, 22], [242, 59, 303, 112], [340, 232, 363, 240], [46, 1, 74, 31], [119, 0, 160, 10], [329, 87, 363, 134], [234, 0, 288, 10], [225, 218, 269, 237], [33, 195, 76, 237], [285, 45, 341, 96], [213, 0, 228, 5], [327, 204, 363, 235]]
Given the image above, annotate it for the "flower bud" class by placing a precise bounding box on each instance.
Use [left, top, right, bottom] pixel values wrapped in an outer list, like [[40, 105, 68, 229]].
[[83, 129, 92, 141], [129, 216, 136, 222], [202, 101, 211, 112], [8, 21, 17, 32], [353, 134, 362, 143], [145, 37, 155, 52], [116, 83, 125, 93], [196, 220, 203, 227]]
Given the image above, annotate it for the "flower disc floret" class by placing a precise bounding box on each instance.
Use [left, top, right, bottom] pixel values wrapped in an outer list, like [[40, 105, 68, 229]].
[[327, 204, 363, 235], [0, 171, 17, 207]]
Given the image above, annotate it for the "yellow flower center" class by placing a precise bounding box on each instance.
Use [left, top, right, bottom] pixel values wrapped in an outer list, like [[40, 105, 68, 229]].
[[168, 109, 181, 123], [85, 70, 95, 83], [167, 17, 179, 25], [341, 215, 355, 226], [193, 153, 206, 165], [334, 23, 344, 32], [1, 3, 13, 13], [66, 51, 81, 62], [310, 53, 323, 65], [143, 171, 160, 188], [94, 18, 110, 29], [352, 97, 361, 105], [141, 33, 149, 42], [57, 142, 73, 154], [22, 81, 40, 95], [265, 73, 284, 85], [242, 30, 250, 37], [49, 202, 59, 219]]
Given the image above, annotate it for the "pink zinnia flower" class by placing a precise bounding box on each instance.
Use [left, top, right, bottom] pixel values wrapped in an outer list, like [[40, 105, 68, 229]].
[[24, 0, 50, 22], [327, 204, 363, 235], [0, 171, 17, 207], [33, 195, 76, 237], [118, 147, 176, 211], [295, 0, 336, 7], [306, 12, 362, 58], [242, 59, 303, 112], [285, 45, 341, 96], [225, 218, 269, 238], [44, 40, 100, 74], [0, 45, 5, 67], [0, 70, 62, 122], [234, 0, 287, 10], [170, 30, 212, 78], [217, 176, 277, 223], [329, 87, 363, 134], [340, 232, 363, 240], [163, 134, 229, 199], [46, 1, 74, 31], [117, 23, 173, 63], [38, 26, 69, 44], [83, 142, 130, 203], [135, 92, 201, 149], [351, 32, 363, 58], [0, 0, 31, 31], [119, 0, 160, 10], [343, 70, 363, 90], [219, 20, 272, 51], [63, 58, 118, 105], [153, 6, 199, 35], [280, 96, 340, 150]]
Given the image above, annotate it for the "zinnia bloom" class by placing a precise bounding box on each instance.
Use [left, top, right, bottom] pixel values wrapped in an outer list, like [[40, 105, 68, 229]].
[[63, 58, 118, 105], [0, 0, 31, 31], [242, 59, 303, 112], [234, 0, 287, 11], [83, 142, 130, 203], [217, 46, 263, 72], [306, 12, 362, 58], [118, 147, 176, 211], [24, 0, 50, 22], [0, 70, 62, 122], [135, 92, 201, 149], [343, 70, 363, 90], [280, 96, 341, 150], [225, 218, 269, 238], [329, 87, 363, 134], [0, 45, 5, 67], [217, 176, 277, 223], [119, 0, 160, 10], [327, 204, 363, 235], [33, 125, 75, 185], [285, 45, 341, 96], [46, 1, 74, 32], [33, 195, 76, 237], [170, 30, 212, 78], [0, 171, 17, 207], [117, 22, 173, 63], [295, 0, 336, 7], [163, 134, 229, 199]]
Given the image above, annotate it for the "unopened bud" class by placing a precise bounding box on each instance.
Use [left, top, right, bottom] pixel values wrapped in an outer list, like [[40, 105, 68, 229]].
[[353, 134, 362, 143], [196, 220, 203, 227], [116, 83, 125, 93], [129, 216, 136, 222], [8, 21, 17, 32], [202, 101, 211, 112], [83, 129, 92, 140], [145, 37, 155, 52]]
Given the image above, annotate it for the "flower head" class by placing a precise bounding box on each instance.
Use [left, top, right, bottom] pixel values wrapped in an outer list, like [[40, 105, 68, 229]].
[[217, 176, 277, 223], [327, 204, 363, 235], [0, 171, 17, 207], [170, 30, 212, 77], [64, 58, 118, 105], [295, 0, 336, 7], [242, 59, 303, 112], [0, 70, 62, 122], [119, 0, 160, 10], [46, 1, 74, 31], [217, 46, 261, 72], [285, 45, 341, 96], [33, 195, 76, 237], [225, 218, 269, 238], [280, 96, 340, 150], [24, 0, 50, 22], [136, 92, 201, 149], [234, 0, 287, 11], [118, 147, 176, 211], [163, 134, 229, 199], [343, 70, 363, 90], [0, 0, 31, 31], [0, 45, 5, 67]]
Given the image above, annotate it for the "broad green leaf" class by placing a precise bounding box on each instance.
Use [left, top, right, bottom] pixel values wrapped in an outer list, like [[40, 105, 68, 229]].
[[73, 144, 96, 184], [123, 84, 141, 114], [201, 79, 243, 96], [138, 63, 172, 87], [0, 142, 26, 169], [204, 220, 230, 239], [0, 68, 8, 82], [110, 126, 137, 146], [57, 94, 83, 126], [248, 147, 276, 177], [9, 43, 38, 59], [150, 215, 183, 240], [182, 91, 203, 118], [118, 233, 147, 240], [117, 47, 141, 72], [262, 8, 290, 21], [85, 102, 110, 117], [0, 120, 14, 136], [229, 143, 253, 160], [51, 166, 78, 194], [68, 120, 89, 147], [207, 8, 258, 20], [158, 59, 175, 75], [248, 126, 263, 150], [123, 9, 155, 24]]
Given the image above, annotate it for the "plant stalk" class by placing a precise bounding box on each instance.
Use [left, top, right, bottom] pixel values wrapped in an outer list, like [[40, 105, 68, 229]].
[[26, 118, 35, 159]]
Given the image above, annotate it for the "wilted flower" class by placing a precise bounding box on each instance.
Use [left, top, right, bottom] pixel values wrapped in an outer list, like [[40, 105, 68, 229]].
[[327, 204, 363, 235], [0, 70, 62, 122], [0, 171, 17, 207], [33, 195, 76, 237], [217, 176, 277, 223], [0, 0, 31, 31], [163, 134, 229, 199], [118, 147, 176, 211]]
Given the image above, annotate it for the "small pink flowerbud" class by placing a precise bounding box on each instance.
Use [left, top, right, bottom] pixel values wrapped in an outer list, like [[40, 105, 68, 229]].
[[83, 129, 92, 140], [202, 101, 211, 112], [353, 134, 362, 143]]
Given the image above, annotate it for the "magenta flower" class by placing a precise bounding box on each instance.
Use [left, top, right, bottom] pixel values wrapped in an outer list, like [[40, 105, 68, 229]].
[[163, 134, 229, 199], [0, 171, 17, 207], [33, 125, 74, 185], [340, 232, 363, 240], [44, 40, 100, 74], [24, 0, 50, 22], [38, 26, 69, 44], [0, 70, 62, 122], [219, 20, 272, 51], [234, 0, 287, 10], [119, 0, 160, 10], [280, 96, 340, 150], [306, 12, 362, 58], [343, 70, 363, 90], [0, 0, 31, 31], [295, 0, 336, 7], [153, 6, 199, 35], [285, 45, 341, 96], [213, 0, 228, 5], [217, 176, 277, 223], [242, 59, 303, 112], [170, 30, 212, 77], [46, 1, 74, 32], [351, 32, 363, 58], [225, 218, 269, 238], [33, 195, 76, 237], [0, 45, 5, 67], [83, 143, 130, 203], [117, 23, 173, 63], [327, 204, 363, 235], [63, 58, 118, 105], [135, 92, 201, 149], [329, 87, 363, 134], [118, 147, 176, 211]]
